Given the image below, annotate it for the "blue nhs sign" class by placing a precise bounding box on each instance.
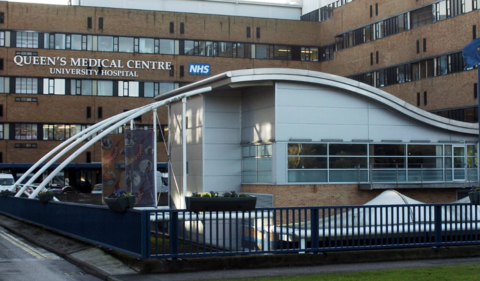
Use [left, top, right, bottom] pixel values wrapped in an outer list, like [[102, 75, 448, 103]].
[[188, 63, 210, 75]]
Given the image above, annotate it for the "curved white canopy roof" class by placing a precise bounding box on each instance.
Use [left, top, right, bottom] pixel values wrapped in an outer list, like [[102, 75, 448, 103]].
[[156, 68, 478, 135]]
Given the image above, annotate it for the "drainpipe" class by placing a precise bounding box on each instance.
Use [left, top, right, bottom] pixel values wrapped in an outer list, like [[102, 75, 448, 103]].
[[182, 97, 187, 209]]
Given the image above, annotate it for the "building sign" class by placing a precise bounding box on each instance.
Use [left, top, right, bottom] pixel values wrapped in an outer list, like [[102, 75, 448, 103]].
[[188, 63, 210, 75], [13, 55, 172, 78]]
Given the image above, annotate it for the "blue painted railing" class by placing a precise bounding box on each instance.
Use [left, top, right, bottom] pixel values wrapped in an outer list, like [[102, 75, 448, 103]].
[[0, 196, 479, 259]]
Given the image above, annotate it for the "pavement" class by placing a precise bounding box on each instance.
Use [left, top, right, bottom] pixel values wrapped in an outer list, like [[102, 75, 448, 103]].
[[0, 213, 479, 281]]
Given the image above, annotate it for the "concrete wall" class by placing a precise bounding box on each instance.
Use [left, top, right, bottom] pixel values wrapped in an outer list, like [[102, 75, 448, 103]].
[[241, 86, 275, 143]]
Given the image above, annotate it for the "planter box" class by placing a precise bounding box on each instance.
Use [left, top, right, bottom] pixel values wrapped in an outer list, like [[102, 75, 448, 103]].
[[469, 192, 480, 205], [105, 196, 135, 212], [38, 193, 54, 203], [1, 190, 12, 198], [186, 196, 256, 212]]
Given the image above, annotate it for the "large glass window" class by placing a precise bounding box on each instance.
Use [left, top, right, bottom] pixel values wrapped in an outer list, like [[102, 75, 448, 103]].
[[160, 39, 175, 55], [15, 124, 38, 140], [43, 124, 81, 141], [98, 36, 114, 52], [71, 79, 92, 96], [255, 44, 271, 59], [118, 37, 134, 53], [43, 78, 65, 95], [119, 81, 139, 97], [16, 77, 38, 94], [242, 144, 272, 183], [139, 38, 154, 54], [273, 45, 291, 60], [144, 82, 159, 98], [97, 81, 113, 96], [70, 34, 82, 50], [218, 42, 233, 57], [16, 31, 39, 48]]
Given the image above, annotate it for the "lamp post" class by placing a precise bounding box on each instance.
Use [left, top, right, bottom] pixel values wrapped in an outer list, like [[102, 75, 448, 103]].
[[462, 37, 480, 188]]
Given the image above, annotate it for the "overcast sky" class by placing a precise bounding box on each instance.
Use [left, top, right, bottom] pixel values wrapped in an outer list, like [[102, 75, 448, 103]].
[[5, 0, 301, 5]]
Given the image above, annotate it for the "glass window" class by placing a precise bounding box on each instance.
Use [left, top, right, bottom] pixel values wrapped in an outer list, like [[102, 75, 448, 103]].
[[139, 38, 154, 54], [71, 80, 92, 96], [218, 42, 233, 57], [411, 5, 434, 29], [408, 145, 442, 156], [54, 34, 66, 49], [288, 157, 327, 169], [97, 81, 113, 96], [118, 37, 134, 53], [16, 31, 39, 48], [273, 45, 291, 60], [16, 77, 38, 94], [0, 31, 4, 47], [70, 34, 82, 50], [43, 78, 65, 95], [0, 77, 4, 93], [144, 82, 159, 98], [98, 36, 114, 52], [159, 82, 175, 95], [330, 144, 367, 155], [204, 41, 216, 56], [0, 124, 4, 140], [160, 39, 175, 55], [288, 143, 327, 155], [184, 40, 195, 55], [255, 44, 271, 59], [119, 81, 139, 97], [329, 157, 367, 168], [370, 144, 405, 156], [15, 124, 38, 140]]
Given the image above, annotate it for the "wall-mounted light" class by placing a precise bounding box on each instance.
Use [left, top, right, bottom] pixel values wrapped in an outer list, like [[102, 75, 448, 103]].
[[352, 139, 373, 142], [321, 139, 343, 142], [381, 140, 402, 143], [289, 138, 312, 142]]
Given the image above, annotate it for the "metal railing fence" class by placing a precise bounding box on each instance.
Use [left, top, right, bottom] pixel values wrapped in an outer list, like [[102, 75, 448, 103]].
[[0, 196, 479, 259]]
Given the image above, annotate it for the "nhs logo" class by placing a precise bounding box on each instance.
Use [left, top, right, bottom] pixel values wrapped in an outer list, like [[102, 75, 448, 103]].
[[188, 63, 210, 75]]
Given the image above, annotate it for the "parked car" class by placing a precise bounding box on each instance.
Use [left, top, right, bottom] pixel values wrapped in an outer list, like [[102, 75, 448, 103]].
[[91, 183, 102, 194], [47, 184, 64, 194], [60, 186, 79, 194]]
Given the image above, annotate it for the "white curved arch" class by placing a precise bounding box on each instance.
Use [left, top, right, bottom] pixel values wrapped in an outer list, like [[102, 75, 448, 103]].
[[24, 86, 212, 199]]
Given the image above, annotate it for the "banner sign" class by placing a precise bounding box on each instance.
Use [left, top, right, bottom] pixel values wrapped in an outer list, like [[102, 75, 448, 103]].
[[188, 63, 210, 75], [101, 134, 126, 197], [124, 130, 155, 207]]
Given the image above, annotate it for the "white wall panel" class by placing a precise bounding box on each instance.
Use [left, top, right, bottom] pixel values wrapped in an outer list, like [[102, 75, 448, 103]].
[[205, 144, 241, 160], [204, 176, 242, 192], [277, 107, 368, 125], [277, 124, 369, 141], [204, 159, 241, 176]]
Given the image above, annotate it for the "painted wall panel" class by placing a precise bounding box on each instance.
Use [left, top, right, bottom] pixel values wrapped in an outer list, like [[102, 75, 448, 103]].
[[205, 144, 241, 160], [277, 107, 369, 125]]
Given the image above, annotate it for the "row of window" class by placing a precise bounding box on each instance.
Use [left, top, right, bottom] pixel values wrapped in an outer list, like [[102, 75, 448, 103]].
[[350, 51, 468, 88], [334, 0, 479, 51], [1, 123, 167, 141], [0, 77, 176, 97], [5, 30, 331, 63]]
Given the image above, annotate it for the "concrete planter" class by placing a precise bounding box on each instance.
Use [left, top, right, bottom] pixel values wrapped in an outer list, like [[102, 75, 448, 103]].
[[468, 192, 480, 205], [38, 192, 54, 203], [105, 196, 135, 212], [186, 196, 256, 212]]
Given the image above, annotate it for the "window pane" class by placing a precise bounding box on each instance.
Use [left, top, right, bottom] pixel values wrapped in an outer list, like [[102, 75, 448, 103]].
[[81, 80, 92, 96], [118, 37, 134, 53], [288, 143, 327, 155], [329, 144, 367, 155], [54, 79, 65, 95], [144, 82, 154, 97], [273, 45, 291, 60], [369, 144, 405, 156], [218, 42, 233, 57], [329, 157, 367, 168], [71, 34, 82, 50], [408, 145, 442, 156], [98, 36, 114, 52], [159, 82, 174, 95], [55, 34, 66, 49], [255, 44, 270, 59], [139, 38, 154, 54], [97, 81, 113, 96], [288, 157, 327, 169], [128, 82, 139, 97], [184, 40, 195, 55], [160, 39, 174, 54]]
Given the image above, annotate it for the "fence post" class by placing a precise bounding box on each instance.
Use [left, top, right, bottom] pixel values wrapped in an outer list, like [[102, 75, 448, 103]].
[[310, 208, 320, 253], [434, 205, 443, 248], [168, 210, 180, 260], [140, 211, 150, 259]]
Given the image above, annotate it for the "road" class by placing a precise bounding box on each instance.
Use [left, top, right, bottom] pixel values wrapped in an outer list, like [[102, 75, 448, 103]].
[[0, 226, 101, 281]]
